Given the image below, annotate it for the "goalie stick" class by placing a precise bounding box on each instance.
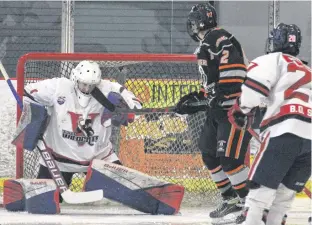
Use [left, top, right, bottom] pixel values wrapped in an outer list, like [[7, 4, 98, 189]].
[[91, 86, 176, 114], [0, 61, 103, 204], [249, 128, 311, 199]]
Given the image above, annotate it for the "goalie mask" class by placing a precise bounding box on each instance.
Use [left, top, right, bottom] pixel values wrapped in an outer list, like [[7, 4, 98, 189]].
[[70, 60, 101, 107]]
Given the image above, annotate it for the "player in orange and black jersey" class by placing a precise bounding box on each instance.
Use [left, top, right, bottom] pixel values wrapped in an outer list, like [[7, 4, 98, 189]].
[[196, 27, 248, 108], [175, 3, 252, 222]]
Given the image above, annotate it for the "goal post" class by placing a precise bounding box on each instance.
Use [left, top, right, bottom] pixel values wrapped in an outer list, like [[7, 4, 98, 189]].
[[16, 52, 221, 206]]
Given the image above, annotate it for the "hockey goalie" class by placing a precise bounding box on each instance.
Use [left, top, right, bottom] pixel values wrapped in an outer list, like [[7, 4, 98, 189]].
[[5, 60, 184, 215]]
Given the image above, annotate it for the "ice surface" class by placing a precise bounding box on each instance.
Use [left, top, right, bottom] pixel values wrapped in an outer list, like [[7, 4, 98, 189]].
[[0, 198, 310, 225]]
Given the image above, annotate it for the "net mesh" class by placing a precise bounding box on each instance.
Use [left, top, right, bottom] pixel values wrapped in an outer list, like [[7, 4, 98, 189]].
[[17, 53, 220, 206]]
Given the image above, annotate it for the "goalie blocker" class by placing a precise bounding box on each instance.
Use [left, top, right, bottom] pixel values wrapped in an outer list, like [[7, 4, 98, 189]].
[[12, 98, 49, 151], [84, 159, 185, 215]]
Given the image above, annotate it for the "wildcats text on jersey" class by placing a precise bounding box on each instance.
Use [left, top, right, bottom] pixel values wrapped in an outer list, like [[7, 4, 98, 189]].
[[62, 130, 99, 146]]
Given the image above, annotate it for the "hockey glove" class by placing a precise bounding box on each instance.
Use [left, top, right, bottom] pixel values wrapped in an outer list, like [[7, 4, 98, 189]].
[[228, 98, 255, 130], [101, 92, 137, 127], [175, 91, 206, 115], [120, 87, 143, 110]]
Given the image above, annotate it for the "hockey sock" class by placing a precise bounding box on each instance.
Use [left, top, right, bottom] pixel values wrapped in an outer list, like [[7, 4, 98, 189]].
[[266, 184, 296, 225], [208, 165, 233, 197], [221, 186, 237, 198], [204, 155, 234, 197], [221, 157, 249, 199], [245, 184, 276, 225]]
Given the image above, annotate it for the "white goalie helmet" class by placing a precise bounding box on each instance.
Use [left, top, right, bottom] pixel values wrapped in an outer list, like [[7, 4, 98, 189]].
[[70, 60, 101, 107]]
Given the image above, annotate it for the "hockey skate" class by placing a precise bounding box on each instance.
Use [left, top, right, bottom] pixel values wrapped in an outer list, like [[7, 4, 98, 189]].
[[210, 196, 243, 225]]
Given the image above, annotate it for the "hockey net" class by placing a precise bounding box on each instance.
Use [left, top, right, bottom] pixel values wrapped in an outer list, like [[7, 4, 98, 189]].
[[15, 52, 220, 206]]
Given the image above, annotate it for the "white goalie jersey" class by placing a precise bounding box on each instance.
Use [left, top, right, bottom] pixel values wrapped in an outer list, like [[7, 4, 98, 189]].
[[240, 52, 311, 140], [24, 78, 127, 172]]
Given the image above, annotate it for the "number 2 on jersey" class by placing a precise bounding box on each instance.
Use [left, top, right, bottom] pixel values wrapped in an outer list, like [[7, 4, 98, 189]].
[[283, 55, 311, 103], [220, 50, 229, 64]]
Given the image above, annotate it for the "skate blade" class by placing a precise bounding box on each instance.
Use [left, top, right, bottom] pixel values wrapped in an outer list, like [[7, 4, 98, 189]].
[[211, 211, 241, 225]]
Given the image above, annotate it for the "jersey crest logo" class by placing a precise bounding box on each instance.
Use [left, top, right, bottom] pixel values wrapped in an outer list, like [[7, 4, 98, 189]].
[[63, 112, 99, 146], [57, 96, 66, 105]]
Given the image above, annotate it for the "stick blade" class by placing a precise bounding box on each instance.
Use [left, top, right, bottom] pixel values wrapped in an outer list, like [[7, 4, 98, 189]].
[[61, 189, 103, 204]]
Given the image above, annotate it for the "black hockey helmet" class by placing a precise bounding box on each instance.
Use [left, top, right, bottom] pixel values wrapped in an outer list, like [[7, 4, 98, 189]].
[[186, 3, 217, 42], [266, 23, 302, 56]]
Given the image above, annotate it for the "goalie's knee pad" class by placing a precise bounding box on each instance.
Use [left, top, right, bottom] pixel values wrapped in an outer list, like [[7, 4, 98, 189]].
[[85, 159, 184, 215]]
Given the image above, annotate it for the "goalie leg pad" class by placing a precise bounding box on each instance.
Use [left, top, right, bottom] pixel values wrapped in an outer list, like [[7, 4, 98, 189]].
[[21, 179, 60, 214], [3, 179, 25, 212], [84, 159, 184, 215]]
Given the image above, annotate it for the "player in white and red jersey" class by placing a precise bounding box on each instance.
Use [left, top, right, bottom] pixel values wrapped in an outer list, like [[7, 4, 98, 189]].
[[24, 60, 142, 185], [228, 23, 311, 225]]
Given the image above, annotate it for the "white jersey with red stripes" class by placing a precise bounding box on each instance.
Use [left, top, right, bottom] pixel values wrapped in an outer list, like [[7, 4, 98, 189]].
[[24, 78, 124, 172], [240, 52, 311, 140]]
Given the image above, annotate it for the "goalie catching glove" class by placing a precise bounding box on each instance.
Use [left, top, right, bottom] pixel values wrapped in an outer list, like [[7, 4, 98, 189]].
[[227, 97, 255, 130]]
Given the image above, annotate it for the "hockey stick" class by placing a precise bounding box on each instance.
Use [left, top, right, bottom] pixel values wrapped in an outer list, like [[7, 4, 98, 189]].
[[248, 128, 311, 199], [0, 61, 103, 204], [91, 87, 176, 114]]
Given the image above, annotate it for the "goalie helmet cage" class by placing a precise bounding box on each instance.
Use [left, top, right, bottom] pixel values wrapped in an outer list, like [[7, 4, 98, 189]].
[[16, 52, 224, 206]]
